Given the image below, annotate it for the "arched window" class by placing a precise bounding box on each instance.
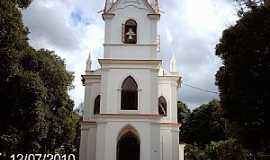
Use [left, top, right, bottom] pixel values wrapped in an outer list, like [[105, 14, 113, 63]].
[[158, 96, 167, 116], [94, 95, 100, 114], [123, 19, 137, 44], [121, 76, 138, 110]]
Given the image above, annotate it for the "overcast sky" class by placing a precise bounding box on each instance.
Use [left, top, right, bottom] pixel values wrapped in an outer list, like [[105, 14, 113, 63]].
[[22, 0, 238, 109]]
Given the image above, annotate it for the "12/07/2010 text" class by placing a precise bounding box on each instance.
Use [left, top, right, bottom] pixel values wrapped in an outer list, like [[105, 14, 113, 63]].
[[9, 154, 76, 160]]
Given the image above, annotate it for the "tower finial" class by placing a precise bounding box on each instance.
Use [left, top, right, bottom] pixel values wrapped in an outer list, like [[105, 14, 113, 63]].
[[170, 53, 177, 72], [86, 51, 92, 72], [155, 0, 160, 13], [104, 0, 112, 13], [148, 0, 160, 13]]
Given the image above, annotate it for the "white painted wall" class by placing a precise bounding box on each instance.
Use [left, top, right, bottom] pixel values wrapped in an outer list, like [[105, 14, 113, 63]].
[[101, 67, 159, 114], [79, 0, 184, 160], [103, 0, 159, 59], [94, 121, 161, 160], [83, 76, 101, 121], [79, 124, 97, 160], [179, 144, 186, 160], [158, 76, 179, 123]]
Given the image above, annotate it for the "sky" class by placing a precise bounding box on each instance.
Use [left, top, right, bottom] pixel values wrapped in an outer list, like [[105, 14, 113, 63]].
[[22, 0, 238, 109]]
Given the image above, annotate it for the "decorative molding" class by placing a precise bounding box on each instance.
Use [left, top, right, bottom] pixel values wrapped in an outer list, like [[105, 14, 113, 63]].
[[99, 59, 161, 65], [148, 14, 160, 20], [81, 121, 97, 130], [158, 76, 182, 88], [103, 43, 157, 46], [102, 13, 115, 20], [81, 75, 101, 86], [160, 122, 181, 127], [108, 0, 156, 13], [95, 113, 162, 120]]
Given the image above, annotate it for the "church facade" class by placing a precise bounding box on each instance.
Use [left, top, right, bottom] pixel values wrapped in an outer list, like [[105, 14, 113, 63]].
[[79, 0, 184, 160]]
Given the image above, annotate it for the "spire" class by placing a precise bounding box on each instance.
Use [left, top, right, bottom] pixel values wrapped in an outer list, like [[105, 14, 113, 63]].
[[104, 0, 112, 13], [170, 53, 177, 72], [158, 66, 164, 76], [154, 0, 160, 13], [148, 0, 160, 13], [86, 52, 92, 72]]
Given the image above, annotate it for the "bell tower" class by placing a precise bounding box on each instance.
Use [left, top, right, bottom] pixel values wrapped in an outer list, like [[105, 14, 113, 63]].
[[80, 1, 182, 160], [102, 0, 160, 59]]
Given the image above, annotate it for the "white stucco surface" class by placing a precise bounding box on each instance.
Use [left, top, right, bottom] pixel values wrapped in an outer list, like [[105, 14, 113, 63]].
[[79, 0, 184, 160]]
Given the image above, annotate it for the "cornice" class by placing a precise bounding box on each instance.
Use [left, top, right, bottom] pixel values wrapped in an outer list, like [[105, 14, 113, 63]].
[[102, 13, 115, 20], [147, 14, 160, 20], [160, 122, 181, 127], [158, 76, 182, 88], [99, 59, 161, 65], [81, 75, 101, 86], [95, 113, 162, 120], [103, 43, 157, 47]]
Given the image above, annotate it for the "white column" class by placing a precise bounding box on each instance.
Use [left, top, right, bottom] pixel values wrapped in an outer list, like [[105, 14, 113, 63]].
[[179, 144, 185, 160]]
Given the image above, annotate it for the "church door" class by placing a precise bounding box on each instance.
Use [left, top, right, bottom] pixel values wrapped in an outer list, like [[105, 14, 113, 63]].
[[117, 132, 140, 160]]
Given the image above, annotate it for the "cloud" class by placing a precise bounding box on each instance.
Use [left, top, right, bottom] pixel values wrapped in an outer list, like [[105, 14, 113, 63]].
[[22, 0, 104, 107], [22, 0, 237, 109], [158, 0, 237, 108]]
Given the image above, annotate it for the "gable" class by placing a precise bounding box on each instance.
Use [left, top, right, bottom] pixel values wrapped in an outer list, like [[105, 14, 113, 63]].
[[107, 0, 156, 14]]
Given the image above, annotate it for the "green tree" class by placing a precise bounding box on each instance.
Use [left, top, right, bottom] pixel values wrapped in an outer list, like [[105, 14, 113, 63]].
[[184, 139, 248, 160], [205, 138, 247, 160], [215, 6, 270, 153], [55, 111, 81, 157], [177, 101, 191, 124], [184, 144, 209, 160], [0, 0, 77, 156], [234, 0, 265, 16], [180, 100, 225, 147]]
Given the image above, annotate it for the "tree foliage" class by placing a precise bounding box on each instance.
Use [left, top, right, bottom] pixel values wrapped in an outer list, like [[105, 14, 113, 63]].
[[0, 0, 78, 156], [180, 100, 225, 147], [185, 139, 249, 160], [205, 138, 248, 160], [234, 0, 265, 16], [177, 101, 191, 124], [215, 6, 270, 152]]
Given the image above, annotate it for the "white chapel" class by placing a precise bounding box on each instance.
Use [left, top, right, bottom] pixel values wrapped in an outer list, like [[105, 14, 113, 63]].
[[79, 0, 184, 160]]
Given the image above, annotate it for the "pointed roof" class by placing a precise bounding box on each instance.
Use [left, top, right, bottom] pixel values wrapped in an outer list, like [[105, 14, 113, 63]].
[[103, 0, 160, 14], [86, 52, 92, 71], [170, 53, 177, 72]]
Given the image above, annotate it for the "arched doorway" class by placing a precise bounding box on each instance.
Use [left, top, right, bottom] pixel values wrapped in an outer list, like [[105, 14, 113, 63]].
[[117, 131, 140, 160]]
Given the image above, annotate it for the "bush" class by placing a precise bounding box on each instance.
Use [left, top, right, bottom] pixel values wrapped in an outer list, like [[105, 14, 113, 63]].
[[184, 139, 250, 160], [184, 144, 208, 160], [206, 138, 248, 160]]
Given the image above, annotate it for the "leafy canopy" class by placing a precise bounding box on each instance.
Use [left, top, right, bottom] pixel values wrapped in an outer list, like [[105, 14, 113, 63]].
[[177, 101, 191, 124], [215, 6, 270, 152], [0, 0, 79, 155], [180, 100, 225, 147]]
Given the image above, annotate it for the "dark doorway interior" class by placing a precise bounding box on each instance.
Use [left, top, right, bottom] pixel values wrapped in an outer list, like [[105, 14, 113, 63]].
[[117, 131, 140, 160]]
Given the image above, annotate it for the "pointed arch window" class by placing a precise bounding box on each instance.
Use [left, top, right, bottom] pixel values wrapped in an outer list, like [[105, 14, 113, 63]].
[[94, 95, 100, 114], [123, 19, 137, 44], [158, 96, 167, 116], [121, 76, 138, 110]]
